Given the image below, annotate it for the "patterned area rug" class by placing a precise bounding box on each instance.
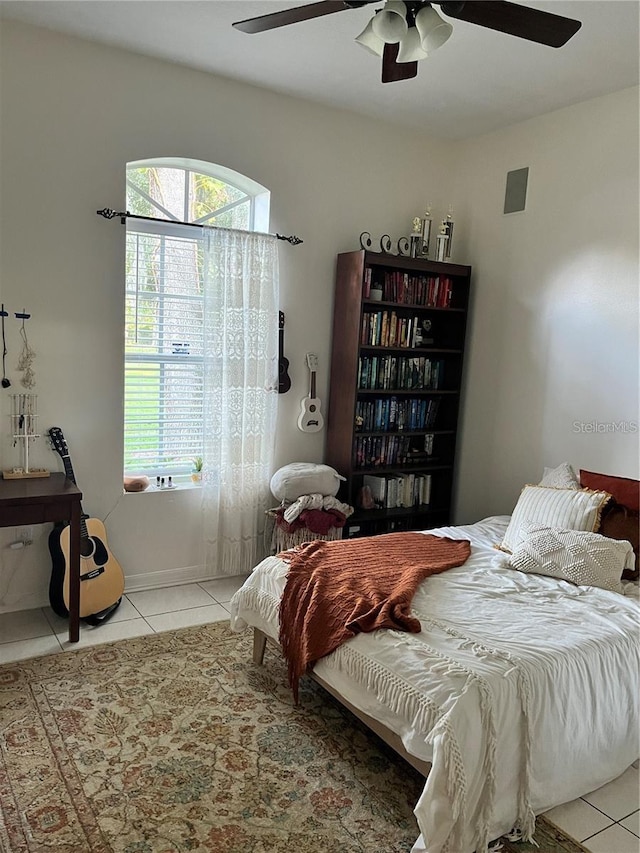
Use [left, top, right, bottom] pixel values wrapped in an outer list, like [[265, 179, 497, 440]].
[[0, 622, 588, 853]]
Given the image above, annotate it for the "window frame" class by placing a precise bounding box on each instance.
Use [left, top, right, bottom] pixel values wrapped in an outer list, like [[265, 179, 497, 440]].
[[124, 158, 270, 482]]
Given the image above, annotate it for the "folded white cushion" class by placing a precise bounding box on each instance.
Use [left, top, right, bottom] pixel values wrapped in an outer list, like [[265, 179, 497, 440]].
[[270, 463, 345, 502], [509, 523, 634, 592], [500, 484, 611, 553]]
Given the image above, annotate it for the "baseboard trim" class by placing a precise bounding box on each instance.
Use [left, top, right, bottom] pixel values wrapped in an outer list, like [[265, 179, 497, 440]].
[[0, 565, 218, 615], [123, 564, 209, 594]]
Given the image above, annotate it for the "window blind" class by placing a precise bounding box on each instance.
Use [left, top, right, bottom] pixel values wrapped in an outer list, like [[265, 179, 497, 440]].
[[125, 224, 204, 476]]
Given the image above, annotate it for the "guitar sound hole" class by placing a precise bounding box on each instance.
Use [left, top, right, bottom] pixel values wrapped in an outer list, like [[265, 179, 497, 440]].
[[80, 539, 95, 559], [79, 535, 109, 565]]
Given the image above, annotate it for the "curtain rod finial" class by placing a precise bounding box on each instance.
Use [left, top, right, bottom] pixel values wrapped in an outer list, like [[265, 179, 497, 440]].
[[276, 234, 303, 245], [97, 208, 129, 220]]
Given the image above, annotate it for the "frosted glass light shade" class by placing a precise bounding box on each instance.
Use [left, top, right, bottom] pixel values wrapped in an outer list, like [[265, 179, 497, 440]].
[[397, 26, 429, 62], [415, 5, 453, 53], [355, 17, 386, 57], [371, 0, 408, 44]]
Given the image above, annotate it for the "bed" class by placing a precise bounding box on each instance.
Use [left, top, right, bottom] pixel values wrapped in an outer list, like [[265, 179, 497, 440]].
[[229, 513, 639, 853]]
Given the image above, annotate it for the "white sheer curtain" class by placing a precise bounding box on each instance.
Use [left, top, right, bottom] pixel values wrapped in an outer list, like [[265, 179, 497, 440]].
[[201, 227, 279, 576]]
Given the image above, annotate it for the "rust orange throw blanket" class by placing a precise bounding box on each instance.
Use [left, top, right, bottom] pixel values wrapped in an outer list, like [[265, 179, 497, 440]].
[[278, 532, 471, 701]]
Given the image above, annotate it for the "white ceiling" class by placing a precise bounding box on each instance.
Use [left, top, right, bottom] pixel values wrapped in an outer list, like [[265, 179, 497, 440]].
[[1, 0, 638, 139]]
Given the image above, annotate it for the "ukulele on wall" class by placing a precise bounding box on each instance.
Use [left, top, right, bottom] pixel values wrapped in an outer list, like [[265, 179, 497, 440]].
[[297, 353, 324, 433], [47, 427, 125, 624], [278, 311, 291, 394]]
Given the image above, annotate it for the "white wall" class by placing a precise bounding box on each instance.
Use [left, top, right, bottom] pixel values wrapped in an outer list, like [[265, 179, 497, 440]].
[[450, 86, 639, 522], [0, 20, 454, 610]]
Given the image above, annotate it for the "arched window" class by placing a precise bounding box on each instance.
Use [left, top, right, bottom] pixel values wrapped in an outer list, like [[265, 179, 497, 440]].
[[124, 158, 270, 479]]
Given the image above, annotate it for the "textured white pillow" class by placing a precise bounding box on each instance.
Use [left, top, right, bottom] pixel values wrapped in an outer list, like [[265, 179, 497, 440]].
[[509, 523, 634, 592], [270, 463, 345, 502], [500, 484, 611, 553], [539, 462, 580, 490]]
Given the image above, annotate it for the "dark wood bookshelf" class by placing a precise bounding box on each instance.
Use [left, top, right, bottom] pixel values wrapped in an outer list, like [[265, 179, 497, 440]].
[[325, 249, 471, 538]]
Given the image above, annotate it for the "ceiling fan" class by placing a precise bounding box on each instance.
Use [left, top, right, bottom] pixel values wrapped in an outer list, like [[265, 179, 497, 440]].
[[233, 1, 582, 83]]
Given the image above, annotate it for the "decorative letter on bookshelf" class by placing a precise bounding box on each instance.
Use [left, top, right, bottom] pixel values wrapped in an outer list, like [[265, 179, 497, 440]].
[[325, 250, 471, 538]]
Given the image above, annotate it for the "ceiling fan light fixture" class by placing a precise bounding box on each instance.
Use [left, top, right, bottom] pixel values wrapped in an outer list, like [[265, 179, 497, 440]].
[[355, 16, 386, 57], [415, 4, 453, 53], [397, 25, 429, 62], [371, 0, 409, 44]]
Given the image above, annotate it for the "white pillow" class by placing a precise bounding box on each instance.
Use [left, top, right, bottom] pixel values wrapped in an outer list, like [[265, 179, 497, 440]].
[[539, 462, 580, 490], [499, 484, 611, 553], [270, 463, 345, 502], [509, 523, 634, 592]]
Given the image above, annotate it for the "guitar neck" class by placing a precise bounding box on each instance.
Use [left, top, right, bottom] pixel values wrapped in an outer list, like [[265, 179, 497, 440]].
[[79, 514, 89, 541], [59, 454, 77, 485], [310, 370, 316, 399], [58, 454, 87, 530], [48, 430, 92, 540]]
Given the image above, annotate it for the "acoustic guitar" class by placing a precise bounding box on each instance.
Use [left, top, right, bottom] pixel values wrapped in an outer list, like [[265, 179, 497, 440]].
[[48, 427, 125, 624], [297, 353, 324, 433], [278, 311, 291, 394]]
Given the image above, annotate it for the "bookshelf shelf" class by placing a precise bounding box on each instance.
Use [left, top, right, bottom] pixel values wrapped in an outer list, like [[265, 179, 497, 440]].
[[357, 429, 455, 438], [353, 504, 450, 521], [356, 389, 460, 395], [325, 249, 471, 538], [363, 299, 466, 313], [355, 464, 453, 475], [360, 346, 463, 354]]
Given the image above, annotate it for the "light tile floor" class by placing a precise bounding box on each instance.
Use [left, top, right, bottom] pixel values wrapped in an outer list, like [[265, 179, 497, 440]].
[[0, 578, 638, 852]]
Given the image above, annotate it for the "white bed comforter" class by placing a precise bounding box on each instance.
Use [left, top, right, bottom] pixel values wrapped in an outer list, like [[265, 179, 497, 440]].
[[229, 516, 640, 853]]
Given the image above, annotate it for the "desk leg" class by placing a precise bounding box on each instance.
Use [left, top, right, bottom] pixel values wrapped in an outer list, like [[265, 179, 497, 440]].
[[68, 501, 81, 643]]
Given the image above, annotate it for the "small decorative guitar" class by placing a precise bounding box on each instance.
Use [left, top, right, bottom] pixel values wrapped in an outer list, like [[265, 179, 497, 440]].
[[48, 427, 125, 624], [278, 311, 291, 394], [297, 353, 324, 433]]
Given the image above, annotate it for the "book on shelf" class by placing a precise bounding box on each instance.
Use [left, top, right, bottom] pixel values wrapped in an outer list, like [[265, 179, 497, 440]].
[[354, 398, 440, 434], [419, 473, 432, 505], [354, 432, 442, 469], [357, 356, 445, 391], [362, 474, 386, 508], [364, 268, 455, 308], [361, 310, 426, 349], [424, 433, 434, 455], [361, 472, 432, 509], [363, 266, 372, 298]]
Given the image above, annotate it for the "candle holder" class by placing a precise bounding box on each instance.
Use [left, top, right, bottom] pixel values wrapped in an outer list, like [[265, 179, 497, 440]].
[[359, 232, 412, 256]]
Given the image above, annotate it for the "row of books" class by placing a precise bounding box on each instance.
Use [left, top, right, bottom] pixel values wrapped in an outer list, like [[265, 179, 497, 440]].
[[358, 356, 445, 391], [354, 434, 437, 469], [355, 397, 441, 433], [363, 473, 433, 509], [361, 311, 427, 349], [364, 269, 455, 308]]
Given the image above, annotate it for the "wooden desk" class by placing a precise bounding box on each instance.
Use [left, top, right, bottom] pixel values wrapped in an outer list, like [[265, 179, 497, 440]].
[[0, 473, 82, 643]]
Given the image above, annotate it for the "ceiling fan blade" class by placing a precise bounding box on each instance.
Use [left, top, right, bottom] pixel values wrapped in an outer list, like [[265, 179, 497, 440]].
[[233, 1, 372, 34], [382, 43, 419, 84], [438, 1, 582, 48]]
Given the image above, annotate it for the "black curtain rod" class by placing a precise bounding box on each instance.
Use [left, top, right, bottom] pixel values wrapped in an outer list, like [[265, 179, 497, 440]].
[[96, 208, 303, 245]]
